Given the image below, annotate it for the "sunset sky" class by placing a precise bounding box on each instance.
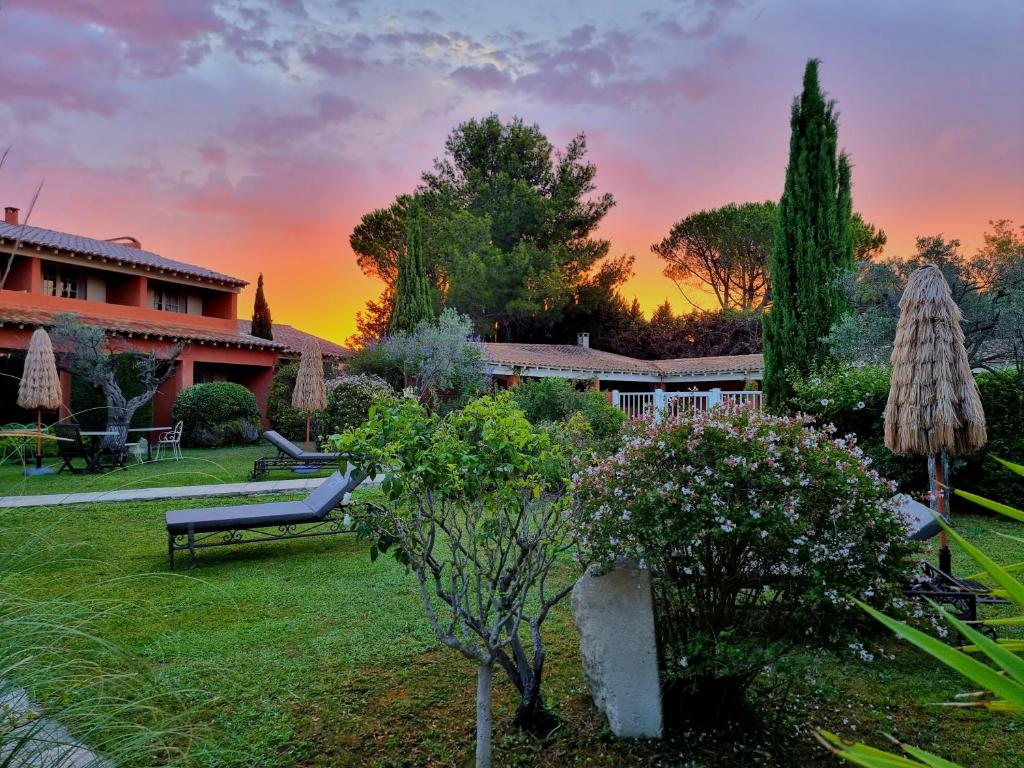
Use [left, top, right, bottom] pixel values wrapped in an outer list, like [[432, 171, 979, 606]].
[[1, 0, 1021, 345]]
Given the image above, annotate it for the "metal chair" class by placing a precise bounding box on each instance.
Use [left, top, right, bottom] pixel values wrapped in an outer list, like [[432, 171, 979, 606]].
[[154, 421, 183, 461], [53, 423, 99, 474]]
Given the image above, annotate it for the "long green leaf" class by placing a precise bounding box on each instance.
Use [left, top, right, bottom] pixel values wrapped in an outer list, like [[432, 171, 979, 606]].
[[966, 559, 1024, 581], [978, 616, 1024, 627], [994, 456, 1024, 478], [952, 488, 1024, 523], [938, 519, 1024, 606], [817, 731, 936, 768], [854, 599, 1024, 707], [817, 731, 961, 768], [898, 743, 966, 768], [929, 600, 1024, 686]]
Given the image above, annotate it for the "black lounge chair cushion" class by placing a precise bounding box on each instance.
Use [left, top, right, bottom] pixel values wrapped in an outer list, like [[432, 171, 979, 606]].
[[166, 469, 357, 534], [263, 430, 339, 461], [166, 501, 317, 534]]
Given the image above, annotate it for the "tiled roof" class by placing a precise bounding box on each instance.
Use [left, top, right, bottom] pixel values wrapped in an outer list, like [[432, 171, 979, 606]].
[[0, 306, 282, 350], [237, 320, 351, 359], [654, 354, 764, 376], [479, 342, 763, 380], [478, 342, 661, 375], [0, 221, 246, 286]]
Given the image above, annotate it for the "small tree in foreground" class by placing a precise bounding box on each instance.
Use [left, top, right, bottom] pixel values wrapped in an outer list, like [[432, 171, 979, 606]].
[[334, 394, 573, 768]]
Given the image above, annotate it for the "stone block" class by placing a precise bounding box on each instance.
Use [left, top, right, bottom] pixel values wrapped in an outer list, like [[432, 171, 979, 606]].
[[571, 561, 662, 738]]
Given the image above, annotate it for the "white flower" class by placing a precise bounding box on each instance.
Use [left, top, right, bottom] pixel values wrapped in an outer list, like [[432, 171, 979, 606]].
[[856, 401, 866, 410], [820, 398, 830, 406], [678, 656, 689, 668]]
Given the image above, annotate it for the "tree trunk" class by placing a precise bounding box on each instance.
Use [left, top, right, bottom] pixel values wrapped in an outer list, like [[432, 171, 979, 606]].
[[475, 662, 492, 768]]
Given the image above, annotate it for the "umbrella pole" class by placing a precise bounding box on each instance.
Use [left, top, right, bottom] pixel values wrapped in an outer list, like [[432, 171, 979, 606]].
[[35, 408, 43, 469], [305, 412, 311, 452], [935, 453, 951, 575]]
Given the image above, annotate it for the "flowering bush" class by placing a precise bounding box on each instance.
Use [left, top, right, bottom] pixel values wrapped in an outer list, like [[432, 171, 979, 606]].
[[573, 405, 917, 714]]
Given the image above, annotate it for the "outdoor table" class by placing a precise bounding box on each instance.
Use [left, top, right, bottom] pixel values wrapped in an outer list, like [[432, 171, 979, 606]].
[[80, 430, 120, 471], [127, 426, 173, 461]]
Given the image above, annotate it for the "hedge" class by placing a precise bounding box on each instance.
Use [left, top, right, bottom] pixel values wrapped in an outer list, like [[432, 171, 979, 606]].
[[789, 364, 1024, 509], [172, 382, 261, 448]]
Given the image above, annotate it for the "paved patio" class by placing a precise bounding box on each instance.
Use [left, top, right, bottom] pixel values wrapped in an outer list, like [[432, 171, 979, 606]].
[[0, 475, 381, 508]]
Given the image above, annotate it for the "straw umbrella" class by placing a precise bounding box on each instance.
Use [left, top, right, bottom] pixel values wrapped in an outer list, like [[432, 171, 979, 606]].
[[884, 263, 987, 574], [292, 337, 327, 451], [17, 327, 63, 471]]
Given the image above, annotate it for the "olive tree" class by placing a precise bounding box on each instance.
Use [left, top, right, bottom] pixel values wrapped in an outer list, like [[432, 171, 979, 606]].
[[334, 394, 574, 768], [51, 314, 182, 450]]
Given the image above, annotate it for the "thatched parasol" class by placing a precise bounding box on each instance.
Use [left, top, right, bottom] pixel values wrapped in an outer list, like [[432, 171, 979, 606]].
[[17, 327, 63, 471], [292, 337, 326, 451], [884, 263, 986, 573]]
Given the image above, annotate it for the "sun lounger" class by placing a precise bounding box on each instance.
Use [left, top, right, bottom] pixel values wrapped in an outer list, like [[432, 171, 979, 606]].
[[250, 430, 340, 478], [165, 467, 363, 569], [893, 494, 1008, 625]]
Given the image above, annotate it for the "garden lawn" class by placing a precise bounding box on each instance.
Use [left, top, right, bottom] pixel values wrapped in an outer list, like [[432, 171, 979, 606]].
[[1, 500, 1021, 768], [0, 445, 336, 497]]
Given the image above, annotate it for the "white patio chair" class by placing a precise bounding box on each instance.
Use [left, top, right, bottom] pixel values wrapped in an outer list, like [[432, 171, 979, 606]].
[[154, 421, 184, 461]]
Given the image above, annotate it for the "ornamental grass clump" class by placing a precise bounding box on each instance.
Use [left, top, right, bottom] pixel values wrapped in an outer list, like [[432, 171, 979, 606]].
[[573, 405, 917, 718]]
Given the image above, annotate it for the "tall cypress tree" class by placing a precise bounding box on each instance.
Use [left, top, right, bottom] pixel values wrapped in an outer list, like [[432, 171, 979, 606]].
[[389, 201, 435, 334], [251, 272, 273, 340], [762, 59, 853, 408]]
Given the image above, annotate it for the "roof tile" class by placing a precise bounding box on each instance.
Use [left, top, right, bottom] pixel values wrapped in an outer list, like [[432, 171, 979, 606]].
[[0, 221, 246, 286]]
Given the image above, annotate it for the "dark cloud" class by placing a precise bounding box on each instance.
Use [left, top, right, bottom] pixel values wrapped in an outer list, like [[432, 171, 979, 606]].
[[29, 0, 225, 77], [226, 93, 367, 148]]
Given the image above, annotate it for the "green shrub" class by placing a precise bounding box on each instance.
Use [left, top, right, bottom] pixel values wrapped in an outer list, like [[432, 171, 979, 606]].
[[573, 406, 917, 716], [322, 374, 394, 435], [510, 377, 625, 455], [70, 354, 153, 430], [265, 362, 307, 441], [960, 370, 1024, 503], [790, 364, 1024, 506], [172, 382, 261, 447]]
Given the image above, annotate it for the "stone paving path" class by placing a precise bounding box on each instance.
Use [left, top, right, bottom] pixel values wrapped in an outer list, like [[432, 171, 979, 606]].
[[0, 686, 108, 767], [0, 476, 359, 509]]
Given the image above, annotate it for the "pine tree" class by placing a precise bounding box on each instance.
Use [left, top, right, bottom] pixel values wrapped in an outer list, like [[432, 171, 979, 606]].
[[251, 273, 273, 340], [389, 201, 435, 334], [762, 59, 853, 408]]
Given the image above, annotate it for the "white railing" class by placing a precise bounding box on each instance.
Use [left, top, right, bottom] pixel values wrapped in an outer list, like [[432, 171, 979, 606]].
[[610, 388, 762, 420]]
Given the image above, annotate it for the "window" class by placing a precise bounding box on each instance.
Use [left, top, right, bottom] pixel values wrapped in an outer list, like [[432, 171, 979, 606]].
[[42, 265, 80, 299], [152, 287, 184, 313]]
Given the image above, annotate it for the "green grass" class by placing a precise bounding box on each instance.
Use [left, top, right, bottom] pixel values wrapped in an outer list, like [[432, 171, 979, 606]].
[[0, 446, 337, 497], [0, 501, 1021, 767]]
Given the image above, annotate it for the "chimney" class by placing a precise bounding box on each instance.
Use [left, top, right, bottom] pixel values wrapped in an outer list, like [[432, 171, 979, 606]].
[[577, 332, 590, 349], [4, 207, 19, 225]]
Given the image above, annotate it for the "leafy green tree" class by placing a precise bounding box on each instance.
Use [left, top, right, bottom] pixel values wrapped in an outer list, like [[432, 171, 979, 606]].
[[827, 228, 1024, 371], [335, 394, 574, 766], [250, 273, 273, 340], [389, 201, 436, 334], [653, 201, 776, 312], [351, 115, 624, 342], [653, 202, 883, 315], [851, 212, 887, 260], [763, 59, 855, 408]]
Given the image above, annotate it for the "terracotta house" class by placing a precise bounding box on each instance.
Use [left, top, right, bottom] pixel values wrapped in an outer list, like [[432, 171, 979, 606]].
[[0, 208, 348, 427]]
